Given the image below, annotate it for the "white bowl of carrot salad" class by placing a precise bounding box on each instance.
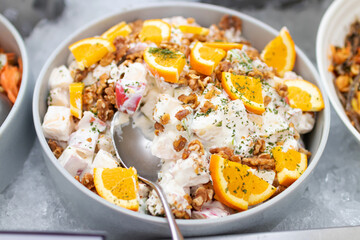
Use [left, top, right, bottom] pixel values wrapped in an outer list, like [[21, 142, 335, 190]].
[[317, 0, 360, 143], [33, 2, 330, 239], [0, 14, 34, 192]]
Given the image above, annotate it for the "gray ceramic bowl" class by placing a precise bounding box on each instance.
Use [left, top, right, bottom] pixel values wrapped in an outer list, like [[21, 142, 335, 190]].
[[33, 2, 330, 239], [0, 14, 34, 192]]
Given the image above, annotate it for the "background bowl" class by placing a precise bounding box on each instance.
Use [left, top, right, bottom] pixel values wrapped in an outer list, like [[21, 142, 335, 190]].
[[33, 2, 330, 239], [316, 0, 360, 143], [0, 14, 34, 192]]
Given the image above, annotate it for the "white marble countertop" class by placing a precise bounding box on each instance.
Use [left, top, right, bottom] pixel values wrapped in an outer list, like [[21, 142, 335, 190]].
[[1, 0, 360, 237]]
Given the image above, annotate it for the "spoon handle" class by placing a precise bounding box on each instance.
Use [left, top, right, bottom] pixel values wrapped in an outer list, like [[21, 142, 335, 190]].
[[140, 177, 184, 240]]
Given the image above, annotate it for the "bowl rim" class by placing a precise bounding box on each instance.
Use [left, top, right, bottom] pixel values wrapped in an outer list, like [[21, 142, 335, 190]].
[[33, 1, 330, 226], [0, 14, 30, 135], [316, 0, 360, 143]]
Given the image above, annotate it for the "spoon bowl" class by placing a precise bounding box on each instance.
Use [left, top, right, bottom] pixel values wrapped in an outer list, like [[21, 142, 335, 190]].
[[111, 116, 161, 182], [111, 111, 184, 240]]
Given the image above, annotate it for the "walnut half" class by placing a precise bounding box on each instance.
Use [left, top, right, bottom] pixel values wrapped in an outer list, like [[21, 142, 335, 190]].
[[192, 184, 214, 211]]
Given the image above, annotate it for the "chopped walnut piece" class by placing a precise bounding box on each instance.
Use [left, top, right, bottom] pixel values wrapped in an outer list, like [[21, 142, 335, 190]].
[[200, 101, 218, 113], [242, 155, 275, 170], [81, 173, 95, 191], [198, 76, 212, 91], [264, 96, 272, 107], [253, 139, 266, 155], [192, 184, 214, 211], [96, 74, 108, 95], [125, 51, 144, 63], [206, 24, 225, 42], [244, 48, 260, 60], [188, 140, 205, 155], [204, 86, 221, 99], [178, 93, 200, 109], [154, 122, 164, 136], [173, 136, 187, 152], [219, 15, 242, 31], [184, 194, 192, 205], [96, 98, 114, 122], [175, 109, 191, 121], [128, 19, 143, 37], [176, 124, 185, 131], [188, 73, 200, 91], [210, 147, 234, 159], [172, 209, 190, 219], [273, 185, 287, 198], [74, 69, 88, 82], [99, 51, 115, 66], [83, 84, 97, 111], [275, 82, 288, 98], [299, 147, 312, 158], [104, 84, 116, 105], [47, 139, 63, 158], [182, 149, 190, 159], [229, 155, 242, 163], [113, 36, 128, 61], [160, 113, 170, 125]]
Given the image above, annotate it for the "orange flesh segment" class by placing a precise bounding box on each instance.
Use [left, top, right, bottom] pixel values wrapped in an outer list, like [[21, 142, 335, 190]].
[[178, 25, 209, 35], [144, 47, 185, 83], [69, 37, 115, 69], [101, 168, 137, 200], [261, 27, 295, 77], [221, 72, 265, 115], [101, 21, 131, 43], [284, 79, 325, 112], [203, 42, 243, 51], [94, 167, 139, 211], [190, 42, 226, 75], [210, 154, 276, 211], [139, 19, 171, 45], [272, 146, 308, 187], [69, 82, 84, 119]]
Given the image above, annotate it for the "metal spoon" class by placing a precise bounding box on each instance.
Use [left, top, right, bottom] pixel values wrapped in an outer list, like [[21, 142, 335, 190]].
[[0, 92, 12, 126], [111, 111, 184, 240]]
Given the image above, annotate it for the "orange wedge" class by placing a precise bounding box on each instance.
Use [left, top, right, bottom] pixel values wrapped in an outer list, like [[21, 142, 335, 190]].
[[272, 146, 307, 187], [69, 82, 84, 119], [139, 19, 171, 45], [221, 72, 265, 115], [144, 47, 186, 83], [94, 167, 139, 211], [284, 79, 325, 112], [69, 37, 115, 70], [101, 21, 132, 43], [261, 27, 296, 77], [190, 41, 226, 75], [203, 42, 243, 51], [178, 25, 209, 35], [210, 154, 276, 211]]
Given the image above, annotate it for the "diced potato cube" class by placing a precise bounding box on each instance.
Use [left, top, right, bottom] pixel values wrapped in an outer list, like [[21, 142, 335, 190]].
[[49, 65, 73, 89], [58, 146, 92, 177], [42, 106, 74, 141]]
